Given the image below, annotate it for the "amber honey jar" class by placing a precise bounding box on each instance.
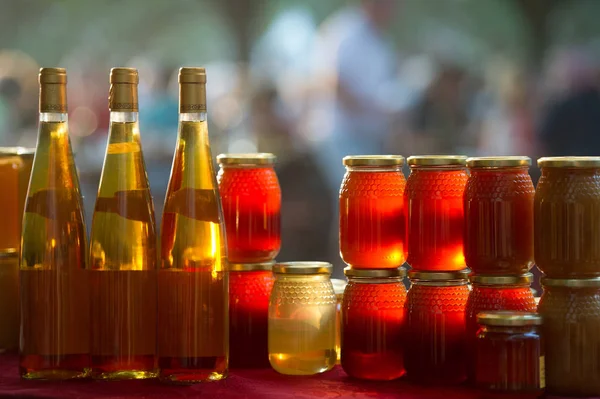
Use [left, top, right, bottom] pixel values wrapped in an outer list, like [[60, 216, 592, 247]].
[[475, 311, 544, 397], [404, 270, 470, 384], [538, 277, 600, 396], [0, 249, 19, 353], [217, 153, 281, 264], [465, 157, 535, 275], [229, 262, 274, 368], [405, 156, 468, 271], [535, 157, 600, 278], [339, 155, 406, 269], [341, 267, 406, 381], [465, 274, 537, 381]]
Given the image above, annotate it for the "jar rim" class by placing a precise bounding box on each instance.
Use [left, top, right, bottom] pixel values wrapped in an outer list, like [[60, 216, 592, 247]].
[[0, 248, 18, 259], [344, 267, 406, 278], [342, 155, 404, 167], [466, 156, 531, 168], [273, 261, 332, 275], [408, 269, 470, 281], [541, 277, 600, 287], [216, 153, 276, 166], [407, 155, 467, 166], [538, 156, 600, 168], [477, 311, 542, 326], [0, 147, 35, 157], [470, 273, 533, 285], [228, 261, 275, 271]]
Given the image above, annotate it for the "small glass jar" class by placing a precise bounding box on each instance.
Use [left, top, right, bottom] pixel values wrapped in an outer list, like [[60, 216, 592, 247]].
[[217, 153, 281, 263], [339, 155, 406, 269], [535, 157, 600, 278], [465, 157, 535, 275], [268, 262, 336, 375], [341, 267, 407, 381], [405, 156, 468, 271], [331, 278, 347, 365], [475, 311, 544, 396], [465, 274, 537, 381], [538, 277, 600, 396], [0, 249, 19, 353], [404, 270, 470, 384], [229, 261, 275, 368]]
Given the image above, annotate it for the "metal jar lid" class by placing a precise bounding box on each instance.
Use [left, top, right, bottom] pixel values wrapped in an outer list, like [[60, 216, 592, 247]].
[[228, 261, 275, 272], [477, 311, 542, 327], [466, 156, 531, 168], [407, 155, 467, 167], [344, 267, 406, 278], [470, 273, 533, 285], [538, 156, 600, 168], [541, 277, 600, 288], [273, 261, 332, 275], [216, 153, 276, 166], [343, 155, 405, 167], [408, 269, 470, 281]]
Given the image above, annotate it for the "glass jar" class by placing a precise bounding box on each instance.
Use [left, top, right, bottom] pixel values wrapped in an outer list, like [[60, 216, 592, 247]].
[[404, 270, 470, 384], [331, 278, 347, 365], [341, 267, 407, 381], [535, 157, 600, 278], [405, 156, 468, 271], [475, 311, 544, 396], [339, 156, 406, 269], [268, 262, 336, 375], [538, 277, 600, 396], [465, 274, 537, 381], [217, 153, 281, 263], [465, 157, 535, 275], [0, 249, 19, 353], [229, 262, 274, 368]]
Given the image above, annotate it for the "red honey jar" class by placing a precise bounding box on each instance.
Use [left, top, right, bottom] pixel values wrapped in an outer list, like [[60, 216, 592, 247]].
[[229, 262, 274, 368], [465, 157, 535, 275], [341, 267, 407, 381], [465, 274, 537, 382], [405, 156, 468, 271], [404, 270, 470, 385], [475, 311, 544, 397], [339, 155, 406, 269], [217, 153, 281, 263]]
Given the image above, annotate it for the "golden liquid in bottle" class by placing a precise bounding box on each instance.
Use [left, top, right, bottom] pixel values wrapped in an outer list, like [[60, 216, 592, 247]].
[[90, 118, 158, 380], [158, 118, 228, 383], [20, 118, 90, 380]]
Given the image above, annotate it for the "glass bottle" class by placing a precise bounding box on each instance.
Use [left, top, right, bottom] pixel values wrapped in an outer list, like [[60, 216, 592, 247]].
[[89, 68, 157, 380], [464, 157, 535, 275], [405, 156, 468, 271], [217, 153, 280, 264], [158, 67, 228, 383], [268, 262, 336, 375], [20, 68, 90, 380], [341, 267, 407, 381], [339, 156, 406, 269]]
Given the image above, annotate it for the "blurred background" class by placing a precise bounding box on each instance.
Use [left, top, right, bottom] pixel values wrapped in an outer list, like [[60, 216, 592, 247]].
[[1, 0, 599, 276]]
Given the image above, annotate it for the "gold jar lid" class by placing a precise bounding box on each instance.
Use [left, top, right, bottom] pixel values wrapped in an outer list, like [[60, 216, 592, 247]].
[[407, 155, 467, 167], [466, 156, 531, 168], [229, 261, 275, 271], [331, 278, 348, 296], [538, 156, 600, 168], [217, 153, 276, 166], [408, 269, 470, 281], [541, 277, 600, 288], [477, 311, 542, 327], [273, 261, 332, 275], [0, 147, 35, 157], [342, 155, 405, 167], [470, 273, 533, 285], [344, 267, 406, 278], [0, 248, 18, 259]]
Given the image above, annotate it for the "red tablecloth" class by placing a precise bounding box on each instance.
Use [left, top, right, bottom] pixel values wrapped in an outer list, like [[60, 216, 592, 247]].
[[0, 355, 593, 399]]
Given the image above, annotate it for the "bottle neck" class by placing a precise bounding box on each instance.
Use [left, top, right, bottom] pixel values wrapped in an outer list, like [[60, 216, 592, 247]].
[[110, 111, 139, 123], [39, 112, 68, 123], [179, 112, 207, 123]]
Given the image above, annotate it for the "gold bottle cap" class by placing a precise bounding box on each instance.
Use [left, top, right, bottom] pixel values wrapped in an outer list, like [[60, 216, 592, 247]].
[[179, 67, 207, 113], [109, 67, 138, 112], [273, 261, 332, 275], [344, 267, 406, 278], [229, 261, 275, 271], [470, 273, 533, 285], [39, 67, 67, 113], [477, 311, 542, 327], [541, 277, 600, 288], [538, 156, 600, 168], [217, 153, 277, 166], [407, 155, 468, 167], [343, 155, 405, 167], [408, 269, 470, 281], [467, 156, 531, 168]]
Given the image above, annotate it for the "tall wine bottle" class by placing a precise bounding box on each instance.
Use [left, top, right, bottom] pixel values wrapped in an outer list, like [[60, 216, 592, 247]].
[[158, 67, 228, 383], [20, 68, 90, 380], [89, 68, 158, 380]]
